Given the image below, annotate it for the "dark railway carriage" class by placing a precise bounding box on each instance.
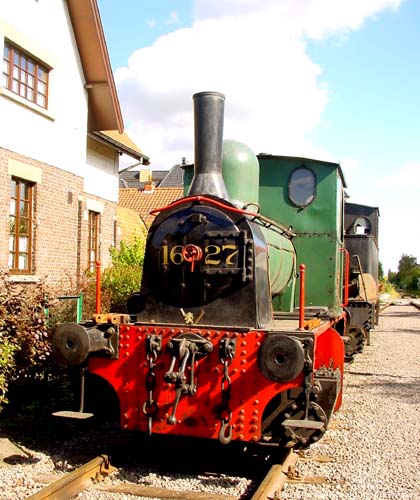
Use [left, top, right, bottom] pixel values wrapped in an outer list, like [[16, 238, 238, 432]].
[[53, 92, 347, 451], [343, 202, 380, 359]]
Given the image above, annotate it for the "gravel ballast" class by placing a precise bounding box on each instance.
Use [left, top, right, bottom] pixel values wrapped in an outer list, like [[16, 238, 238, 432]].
[[283, 304, 420, 500], [1, 304, 419, 499]]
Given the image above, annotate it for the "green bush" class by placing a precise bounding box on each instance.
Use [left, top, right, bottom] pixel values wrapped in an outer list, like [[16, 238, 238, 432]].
[[101, 236, 145, 312]]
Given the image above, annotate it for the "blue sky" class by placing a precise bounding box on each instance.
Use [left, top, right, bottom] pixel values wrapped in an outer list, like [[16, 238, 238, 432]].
[[97, 0, 420, 273]]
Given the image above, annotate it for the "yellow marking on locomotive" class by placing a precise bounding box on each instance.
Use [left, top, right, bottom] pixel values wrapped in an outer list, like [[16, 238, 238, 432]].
[[304, 318, 322, 330], [161, 244, 238, 266]]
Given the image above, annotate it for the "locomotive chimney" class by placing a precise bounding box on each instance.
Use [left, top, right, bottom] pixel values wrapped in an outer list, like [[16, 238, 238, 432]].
[[188, 91, 230, 199]]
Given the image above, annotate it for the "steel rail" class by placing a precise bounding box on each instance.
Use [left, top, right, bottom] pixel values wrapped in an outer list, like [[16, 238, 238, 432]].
[[26, 454, 115, 500], [250, 449, 299, 500]]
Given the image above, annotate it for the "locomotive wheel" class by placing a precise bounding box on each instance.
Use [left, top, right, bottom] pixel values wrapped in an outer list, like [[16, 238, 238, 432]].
[[345, 328, 365, 363], [282, 401, 327, 449]]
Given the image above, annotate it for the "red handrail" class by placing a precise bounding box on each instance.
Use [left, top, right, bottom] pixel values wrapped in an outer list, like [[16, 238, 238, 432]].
[[340, 248, 350, 307], [95, 261, 101, 314], [298, 264, 306, 330], [149, 195, 259, 217]]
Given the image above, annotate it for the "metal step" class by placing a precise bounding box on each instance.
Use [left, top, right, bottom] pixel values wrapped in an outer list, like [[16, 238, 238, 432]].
[[282, 419, 325, 430], [52, 410, 94, 419]]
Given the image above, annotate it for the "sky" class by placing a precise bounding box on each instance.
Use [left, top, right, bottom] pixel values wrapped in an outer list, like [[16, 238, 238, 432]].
[[97, 0, 420, 274]]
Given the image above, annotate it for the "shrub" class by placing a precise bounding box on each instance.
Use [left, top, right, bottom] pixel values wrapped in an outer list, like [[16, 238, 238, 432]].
[[0, 274, 51, 410], [101, 236, 145, 312]]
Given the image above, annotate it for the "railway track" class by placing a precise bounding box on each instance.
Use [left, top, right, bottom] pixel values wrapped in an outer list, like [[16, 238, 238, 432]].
[[26, 455, 115, 500], [24, 449, 300, 500]]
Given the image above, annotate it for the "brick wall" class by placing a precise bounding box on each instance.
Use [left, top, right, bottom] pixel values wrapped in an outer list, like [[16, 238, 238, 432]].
[[0, 147, 118, 289]]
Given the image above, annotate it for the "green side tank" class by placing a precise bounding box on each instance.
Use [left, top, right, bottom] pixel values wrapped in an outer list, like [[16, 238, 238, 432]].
[[221, 140, 296, 299]]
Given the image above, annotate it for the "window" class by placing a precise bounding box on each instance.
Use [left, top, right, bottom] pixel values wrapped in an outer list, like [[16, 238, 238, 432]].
[[88, 211, 100, 271], [288, 167, 316, 207], [9, 178, 34, 273], [353, 217, 371, 235], [2, 41, 49, 109]]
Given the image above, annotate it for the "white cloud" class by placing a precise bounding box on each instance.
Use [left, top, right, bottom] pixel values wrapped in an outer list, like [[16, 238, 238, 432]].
[[193, 0, 402, 39], [115, 0, 402, 169], [378, 161, 420, 189], [340, 157, 361, 189]]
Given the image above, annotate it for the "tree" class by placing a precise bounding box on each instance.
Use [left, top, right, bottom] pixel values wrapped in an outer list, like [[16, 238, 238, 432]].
[[392, 254, 420, 293], [378, 261, 384, 281]]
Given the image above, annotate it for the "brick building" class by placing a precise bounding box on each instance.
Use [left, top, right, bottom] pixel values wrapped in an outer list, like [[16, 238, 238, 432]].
[[0, 0, 148, 286]]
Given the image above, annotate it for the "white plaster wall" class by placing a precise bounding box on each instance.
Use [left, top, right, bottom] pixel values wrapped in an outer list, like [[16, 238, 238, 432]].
[[85, 137, 119, 202], [0, 0, 88, 177]]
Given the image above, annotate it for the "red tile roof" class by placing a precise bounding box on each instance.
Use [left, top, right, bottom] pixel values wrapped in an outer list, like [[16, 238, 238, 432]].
[[119, 187, 184, 227], [116, 206, 148, 242]]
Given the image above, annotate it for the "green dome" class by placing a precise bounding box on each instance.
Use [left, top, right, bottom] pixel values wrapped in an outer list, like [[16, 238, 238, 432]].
[[222, 140, 259, 206]]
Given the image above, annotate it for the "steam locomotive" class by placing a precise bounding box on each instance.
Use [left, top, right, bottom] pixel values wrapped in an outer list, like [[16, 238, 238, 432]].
[[343, 202, 380, 361], [52, 91, 377, 450]]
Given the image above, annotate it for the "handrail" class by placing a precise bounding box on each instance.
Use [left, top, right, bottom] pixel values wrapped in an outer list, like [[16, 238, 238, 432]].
[[150, 195, 295, 238], [95, 261, 101, 314], [298, 264, 306, 330], [340, 248, 350, 306]]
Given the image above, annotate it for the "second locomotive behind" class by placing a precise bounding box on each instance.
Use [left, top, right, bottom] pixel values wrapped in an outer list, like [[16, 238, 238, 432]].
[[53, 91, 349, 450]]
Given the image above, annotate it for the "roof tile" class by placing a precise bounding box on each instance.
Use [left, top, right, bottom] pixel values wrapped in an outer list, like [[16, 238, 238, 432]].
[[119, 187, 184, 227]]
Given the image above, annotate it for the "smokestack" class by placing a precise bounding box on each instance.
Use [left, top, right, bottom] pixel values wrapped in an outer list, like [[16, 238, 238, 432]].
[[187, 91, 229, 199]]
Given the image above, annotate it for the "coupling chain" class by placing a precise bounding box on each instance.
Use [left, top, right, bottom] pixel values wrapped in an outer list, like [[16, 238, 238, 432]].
[[143, 335, 161, 435], [218, 338, 236, 444]]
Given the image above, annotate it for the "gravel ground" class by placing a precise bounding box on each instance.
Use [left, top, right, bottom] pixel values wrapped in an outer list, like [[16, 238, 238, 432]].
[[283, 304, 420, 500], [0, 304, 419, 499]]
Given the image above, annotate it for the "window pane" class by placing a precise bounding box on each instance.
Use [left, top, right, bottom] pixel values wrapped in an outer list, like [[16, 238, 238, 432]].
[[38, 81, 46, 94], [37, 94, 45, 107], [38, 67, 47, 82], [19, 85, 26, 97], [4, 60, 9, 74], [20, 200, 29, 216], [13, 65, 19, 78], [10, 179, 17, 196], [289, 167, 316, 207], [21, 69, 28, 83], [4, 45, 10, 58], [21, 183, 29, 199], [8, 253, 14, 268], [27, 88, 34, 101], [19, 219, 29, 234], [2, 73, 8, 87], [19, 236, 28, 251], [18, 253, 28, 270], [28, 61, 34, 74], [10, 199, 16, 215], [9, 235, 15, 252], [28, 75, 34, 88], [9, 216, 16, 233], [13, 51, 19, 65], [12, 79, 19, 92]]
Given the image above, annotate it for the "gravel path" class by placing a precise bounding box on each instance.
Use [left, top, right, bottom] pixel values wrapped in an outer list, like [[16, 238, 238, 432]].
[[0, 304, 419, 499], [283, 304, 420, 500]]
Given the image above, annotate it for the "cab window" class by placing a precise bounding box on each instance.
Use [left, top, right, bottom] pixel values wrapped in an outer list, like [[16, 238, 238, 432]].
[[288, 167, 316, 207]]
